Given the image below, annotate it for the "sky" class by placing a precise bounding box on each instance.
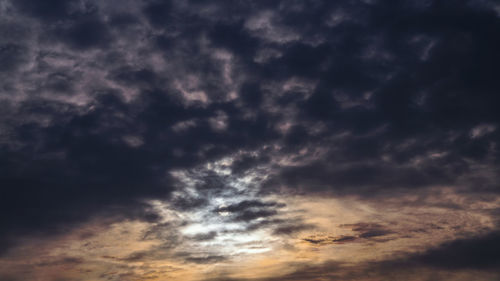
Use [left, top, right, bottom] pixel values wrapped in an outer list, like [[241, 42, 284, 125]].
[[0, 0, 500, 280]]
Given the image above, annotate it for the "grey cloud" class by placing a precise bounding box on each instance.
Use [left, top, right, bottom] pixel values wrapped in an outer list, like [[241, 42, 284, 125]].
[[189, 231, 218, 242], [175, 251, 228, 265], [272, 223, 314, 236], [301, 222, 395, 246], [184, 255, 227, 264], [35, 257, 84, 267]]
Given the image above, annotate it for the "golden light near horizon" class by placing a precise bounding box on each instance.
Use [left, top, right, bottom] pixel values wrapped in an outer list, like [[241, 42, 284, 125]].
[[2, 183, 497, 281]]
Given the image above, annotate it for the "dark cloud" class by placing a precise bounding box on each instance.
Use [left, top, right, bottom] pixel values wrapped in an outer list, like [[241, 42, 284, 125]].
[[54, 16, 112, 50], [230, 153, 269, 175], [1, 1, 500, 278], [43, 72, 75, 94], [301, 223, 394, 246], [413, 230, 500, 270], [121, 251, 150, 262], [142, 0, 173, 28], [0, 93, 176, 253], [215, 200, 285, 223], [189, 231, 218, 242], [171, 195, 208, 211], [233, 209, 277, 222], [265, 160, 454, 194], [342, 223, 394, 239], [217, 200, 285, 213], [303, 235, 358, 245], [272, 223, 314, 236], [0, 44, 28, 73], [184, 255, 227, 264], [175, 252, 228, 264], [13, 0, 78, 22]]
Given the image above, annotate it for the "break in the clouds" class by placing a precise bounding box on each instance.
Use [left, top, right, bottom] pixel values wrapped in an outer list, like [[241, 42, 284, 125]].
[[1, 0, 500, 280]]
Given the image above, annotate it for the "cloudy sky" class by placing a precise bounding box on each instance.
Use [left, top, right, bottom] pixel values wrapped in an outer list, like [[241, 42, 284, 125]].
[[1, 0, 500, 280]]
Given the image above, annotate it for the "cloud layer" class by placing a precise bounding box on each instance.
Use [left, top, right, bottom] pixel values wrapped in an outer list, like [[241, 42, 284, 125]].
[[1, 0, 499, 280]]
